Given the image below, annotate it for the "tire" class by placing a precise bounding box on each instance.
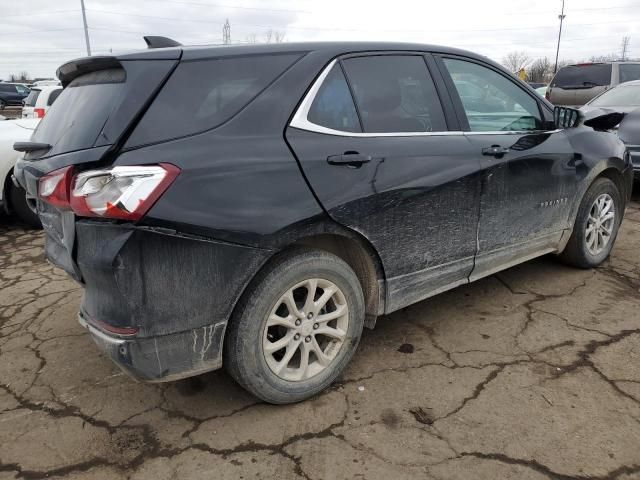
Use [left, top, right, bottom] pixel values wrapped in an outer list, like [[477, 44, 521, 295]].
[[224, 247, 365, 404], [559, 177, 622, 268], [8, 182, 41, 228], [0, 100, 5, 110]]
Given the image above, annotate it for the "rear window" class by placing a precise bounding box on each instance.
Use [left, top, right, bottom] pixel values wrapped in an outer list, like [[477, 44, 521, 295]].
[[619, 64, 640, 84], [30, 60, 176, 157], [128, 53, 301, 145], [589, 83, 640, 107], [24, 89, 41, 107], [551, 64, 612, 89], [31, 69, 127, 154]]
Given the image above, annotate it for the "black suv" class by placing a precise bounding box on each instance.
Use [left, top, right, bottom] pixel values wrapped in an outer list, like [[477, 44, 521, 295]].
[[14, 42, 633, 404], [0, 83, 29, 109]]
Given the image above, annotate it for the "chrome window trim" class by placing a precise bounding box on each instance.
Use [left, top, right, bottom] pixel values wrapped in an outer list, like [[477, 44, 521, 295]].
[[289, 59, 560, 138]]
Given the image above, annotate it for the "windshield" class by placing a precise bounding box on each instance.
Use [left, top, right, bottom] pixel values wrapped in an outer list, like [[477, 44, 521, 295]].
[[589, 83, 640, 107], [619, 64, 640, 83], [552, 64, 612, 89]]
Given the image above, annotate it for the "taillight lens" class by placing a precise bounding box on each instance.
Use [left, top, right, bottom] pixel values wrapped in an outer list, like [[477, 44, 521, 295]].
[[38, 166, 73, 209], [70, 163, 179, 220], [34, 108, 45, 118], [545, 89, 550, 101]]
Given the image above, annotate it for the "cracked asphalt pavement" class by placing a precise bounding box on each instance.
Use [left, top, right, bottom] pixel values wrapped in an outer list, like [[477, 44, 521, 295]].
[[2, 196, 640, 480]]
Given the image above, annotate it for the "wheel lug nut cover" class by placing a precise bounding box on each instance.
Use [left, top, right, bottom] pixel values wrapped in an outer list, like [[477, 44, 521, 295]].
[[313, 323, 319, 329], [307, 312, 313, 319], [294, 333, 300, 340], [295, 319, 301, 326], [305, 336, 311, 342]]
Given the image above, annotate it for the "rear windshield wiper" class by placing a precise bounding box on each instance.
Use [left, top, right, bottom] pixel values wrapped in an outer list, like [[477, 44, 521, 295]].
[[13, 141, 52, 153]]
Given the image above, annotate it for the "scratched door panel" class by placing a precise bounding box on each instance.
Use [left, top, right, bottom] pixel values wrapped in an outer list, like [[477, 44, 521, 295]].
[[287, 128, 482, 312], [465, 131, 578, 279]]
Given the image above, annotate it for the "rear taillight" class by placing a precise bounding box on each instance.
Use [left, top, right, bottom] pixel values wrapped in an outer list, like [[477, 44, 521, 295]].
[[545, 89, 550, 101], [70, 163, 179, 220], [38, 163, 179, 220], [38, 166, 73, 209], [34, 108, 45, 118]]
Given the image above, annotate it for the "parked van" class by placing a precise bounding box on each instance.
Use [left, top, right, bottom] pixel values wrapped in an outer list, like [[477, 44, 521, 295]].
[[547, 61, 640, 107]]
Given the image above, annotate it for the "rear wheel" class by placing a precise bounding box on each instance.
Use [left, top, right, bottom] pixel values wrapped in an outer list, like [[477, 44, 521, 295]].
[[224, 247, 365, 404], [559, 177, 621, 268], [0, 100, 5, 110], [9, 182, 41, 228]]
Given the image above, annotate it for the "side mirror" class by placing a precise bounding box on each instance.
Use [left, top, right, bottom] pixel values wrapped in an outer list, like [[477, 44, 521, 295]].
[[554, 106, 582, 129]]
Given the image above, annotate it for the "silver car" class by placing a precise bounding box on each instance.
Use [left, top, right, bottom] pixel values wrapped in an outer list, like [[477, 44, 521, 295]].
[[548, 62, 640, 107], [581, 80, 640, 179]]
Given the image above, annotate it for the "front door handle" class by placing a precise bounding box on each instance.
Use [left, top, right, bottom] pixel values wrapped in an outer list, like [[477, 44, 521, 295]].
[[482, 145, 510, 158], [327, 152, 373, 167]]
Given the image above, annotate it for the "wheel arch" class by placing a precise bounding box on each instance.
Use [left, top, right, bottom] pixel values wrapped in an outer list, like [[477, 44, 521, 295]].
[[559, 164, 629, 253], [292, 232, 386, 328], [229, 224, 387, 332]]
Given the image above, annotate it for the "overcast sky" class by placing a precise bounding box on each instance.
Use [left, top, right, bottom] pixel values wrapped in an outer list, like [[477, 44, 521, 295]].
[[1, 0, 639, 80]]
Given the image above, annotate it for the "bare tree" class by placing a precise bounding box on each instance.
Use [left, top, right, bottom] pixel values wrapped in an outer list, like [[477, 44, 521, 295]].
[[8, 71, 30, 82], [527, 57, 552, 83], [245, 33, 257, 44], [588, 53, 618, 62], [502, 51, 530, 73], [264, 29, 286, 43]]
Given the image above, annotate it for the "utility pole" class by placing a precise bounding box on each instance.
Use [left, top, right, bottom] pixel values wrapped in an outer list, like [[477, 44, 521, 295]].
[[80, 0, 91, 56], [554, 0, 565, 73], [223, 19, 231, 45], [620, 36, 631, 61]]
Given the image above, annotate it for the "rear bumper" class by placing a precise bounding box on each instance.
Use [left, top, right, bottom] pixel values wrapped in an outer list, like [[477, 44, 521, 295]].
[[70, 222, 272, 382], [79, 311, 225, 382]]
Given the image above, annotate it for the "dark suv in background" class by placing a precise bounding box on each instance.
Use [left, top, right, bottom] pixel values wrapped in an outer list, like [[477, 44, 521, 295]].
[[548, 61, 640, 107], [15, 41, 632, 403], [0, 83, 30, 109]]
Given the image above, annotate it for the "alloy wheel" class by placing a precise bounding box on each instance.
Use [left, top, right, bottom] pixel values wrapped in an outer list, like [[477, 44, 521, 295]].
[[262, 278, 349, 381], [585, 193, 615, 256]]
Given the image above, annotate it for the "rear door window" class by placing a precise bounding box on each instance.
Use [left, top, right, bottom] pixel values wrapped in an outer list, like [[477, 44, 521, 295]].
[[443, 57, 543, 132], [307, 64, 361, 133], [552, 64, 612, 89], [128, 53, 301, 145], [24, 89, 41, 107], [619, 64, 640, 83], [341, 55, 447, 133]]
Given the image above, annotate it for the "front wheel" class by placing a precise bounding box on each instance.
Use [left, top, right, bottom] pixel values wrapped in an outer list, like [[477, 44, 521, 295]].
[[559, 177, 622, 268], [224, 247, 365, 404]]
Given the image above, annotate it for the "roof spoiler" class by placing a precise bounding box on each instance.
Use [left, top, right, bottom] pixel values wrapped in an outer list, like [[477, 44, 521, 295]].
[[56, 56, 121, 87], [144, 36, 182, 49]]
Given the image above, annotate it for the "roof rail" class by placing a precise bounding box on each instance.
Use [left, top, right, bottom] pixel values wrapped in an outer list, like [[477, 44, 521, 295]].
[[143, 36, 182, 49]]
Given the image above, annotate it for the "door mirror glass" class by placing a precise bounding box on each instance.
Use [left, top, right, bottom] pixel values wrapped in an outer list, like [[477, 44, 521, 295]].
[[554, 106, 582, 129]]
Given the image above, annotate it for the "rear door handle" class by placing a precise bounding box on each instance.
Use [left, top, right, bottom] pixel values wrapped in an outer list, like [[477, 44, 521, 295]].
[[327, 152, 373, 167], [482, 145, 510, 157]]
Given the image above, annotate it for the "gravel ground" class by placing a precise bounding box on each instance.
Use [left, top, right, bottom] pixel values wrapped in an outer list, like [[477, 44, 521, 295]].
[[1, 196, 639, 480]]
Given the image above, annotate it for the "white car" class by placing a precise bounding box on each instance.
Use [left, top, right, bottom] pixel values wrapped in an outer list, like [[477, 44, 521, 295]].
[[0, 117, 40, 226], [21, 85, 63, 119]]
